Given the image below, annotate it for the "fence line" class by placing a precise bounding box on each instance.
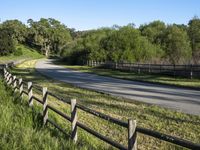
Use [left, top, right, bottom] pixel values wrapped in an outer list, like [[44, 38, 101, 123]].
[[87, 61, 200, 79], [1, 67, 200, 150]]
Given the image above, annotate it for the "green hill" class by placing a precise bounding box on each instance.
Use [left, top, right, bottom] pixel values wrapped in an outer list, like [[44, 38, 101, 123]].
[[0, 45, 43, 63]]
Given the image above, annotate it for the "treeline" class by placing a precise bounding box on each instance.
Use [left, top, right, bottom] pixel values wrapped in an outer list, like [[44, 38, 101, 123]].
[[0, 17, 200, 65], [0, 18, 72, 56]]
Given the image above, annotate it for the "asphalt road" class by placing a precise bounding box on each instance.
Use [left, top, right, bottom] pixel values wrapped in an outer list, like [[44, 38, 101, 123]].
[[36, 59, 200, 115]]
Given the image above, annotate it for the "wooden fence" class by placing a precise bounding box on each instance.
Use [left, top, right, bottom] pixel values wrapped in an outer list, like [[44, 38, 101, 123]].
[[1, 66, 200, 150], [87, 61, 200, 79]]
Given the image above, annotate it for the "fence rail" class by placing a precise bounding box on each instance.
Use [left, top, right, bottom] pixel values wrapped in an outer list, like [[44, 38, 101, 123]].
[[87, 61, 200, 79], [1, 66, 200, 150]]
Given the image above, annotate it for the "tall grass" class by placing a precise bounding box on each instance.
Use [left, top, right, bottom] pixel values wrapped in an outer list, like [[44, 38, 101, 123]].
[[0, 79, 78, 150]]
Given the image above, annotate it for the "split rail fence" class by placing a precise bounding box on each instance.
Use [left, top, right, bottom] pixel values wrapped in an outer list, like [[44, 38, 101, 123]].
[[88, 61, 200, 79], [1, 65, 200, 150]]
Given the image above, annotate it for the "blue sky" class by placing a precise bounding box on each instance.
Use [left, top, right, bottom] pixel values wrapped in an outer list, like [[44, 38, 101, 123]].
[[0, 0, 199, 30]]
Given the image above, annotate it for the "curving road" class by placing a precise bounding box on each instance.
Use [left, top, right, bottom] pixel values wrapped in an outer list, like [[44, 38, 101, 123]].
[[36, 59, 200, 115]]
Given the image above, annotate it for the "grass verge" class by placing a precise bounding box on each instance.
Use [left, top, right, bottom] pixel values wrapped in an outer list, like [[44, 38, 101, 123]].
[[55, 62, 200, 89], [10, 59, 200, 150], [0, 78, 80, 150]]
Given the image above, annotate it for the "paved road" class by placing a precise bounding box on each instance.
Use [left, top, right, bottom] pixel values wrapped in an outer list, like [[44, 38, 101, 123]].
[[36, 59, 200, 115]]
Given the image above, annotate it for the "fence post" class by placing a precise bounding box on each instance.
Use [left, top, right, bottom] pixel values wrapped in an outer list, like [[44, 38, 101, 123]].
[[129, 63, 132, 72], [4, 69, 8, 81], [128, 119, 137, 150], [6, 72, 9, 83], [190, 64, 193, 79], [138, 64, 140, 74], [8, 74, 13, 85], [19, 78, 23, 98], [185, 65, 187, 74], [173, 64, 176, 77], [160, 64, 161, 73], [148, 63, 151, 73], [13, 76, 16, 91], [43, 87, 48, 125], [3, 68, 7, 79], [71, 98, 77, 143], [28, 82, 33, 107]]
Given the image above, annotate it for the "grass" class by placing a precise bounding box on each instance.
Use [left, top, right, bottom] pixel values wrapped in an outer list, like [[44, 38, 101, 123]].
[[9, 59, 200, 150], [0, 79, 79, 150], [0, 45, 43, 64], [55, 63, 200, 88]]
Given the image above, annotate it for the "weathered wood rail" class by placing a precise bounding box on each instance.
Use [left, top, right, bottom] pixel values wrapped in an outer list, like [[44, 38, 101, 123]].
[[1, 65, 200, 150], [88, 61, 200, 79]]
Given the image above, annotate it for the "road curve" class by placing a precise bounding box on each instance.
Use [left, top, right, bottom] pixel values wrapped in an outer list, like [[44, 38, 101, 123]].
[[36, 59, 200, 115]]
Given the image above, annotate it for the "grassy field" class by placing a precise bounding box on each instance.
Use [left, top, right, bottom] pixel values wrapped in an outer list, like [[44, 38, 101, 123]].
[[56, 63, 200, 88], [0, 45, 43, 64], [0, 79, 80, 150], [8, 59, 200, 150]]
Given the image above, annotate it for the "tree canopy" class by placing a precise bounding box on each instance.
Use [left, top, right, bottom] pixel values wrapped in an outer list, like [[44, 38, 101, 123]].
[[0, 17, 200, 64], [188, 16, 200, 64], [27, 18, 72, 56], [0, 28, 15, 56]]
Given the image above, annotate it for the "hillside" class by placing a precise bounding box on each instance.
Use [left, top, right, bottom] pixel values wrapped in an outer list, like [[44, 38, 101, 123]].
[[0, 45, 43, 63]]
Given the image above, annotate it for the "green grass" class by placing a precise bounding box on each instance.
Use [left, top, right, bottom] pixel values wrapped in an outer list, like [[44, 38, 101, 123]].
[[55, 62, 200, 88], [9, 59, 200, 150], [0, 79, 79, 150], [0, 45, 43, 64]]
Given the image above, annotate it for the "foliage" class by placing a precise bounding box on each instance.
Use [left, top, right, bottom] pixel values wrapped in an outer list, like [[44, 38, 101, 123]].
[[0, 19, 27, 44], [102, 26, 163, 63], [0, 28, 15, 56], [27, 18, 72, 56], [140, 20, 166, 45], [163, 25, 192, 64], [1, 17, 200, 64], [61, 28, 112, 64], [188, 16, 200, 64]]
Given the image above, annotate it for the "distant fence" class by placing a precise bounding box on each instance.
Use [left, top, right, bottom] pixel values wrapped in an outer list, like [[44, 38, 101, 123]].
[[1, 65, 200, 150], [87, 61, 200, 79], [0, 62, 14, 69]]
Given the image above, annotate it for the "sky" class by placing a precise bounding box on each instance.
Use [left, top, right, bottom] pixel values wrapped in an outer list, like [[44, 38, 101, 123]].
[[0, 0, 200, 30]]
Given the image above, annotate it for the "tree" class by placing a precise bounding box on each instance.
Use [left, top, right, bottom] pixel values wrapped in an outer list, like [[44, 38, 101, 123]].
[[27, 18, 72, 56], [82, 28, 112, 61], [163, 25, 192, 64], [0, 28, 15, 55], [101, 26, 163, 63], [139, 20, 166, 45], [1, 20, 27, 44], [188, 17, 200, 64]]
